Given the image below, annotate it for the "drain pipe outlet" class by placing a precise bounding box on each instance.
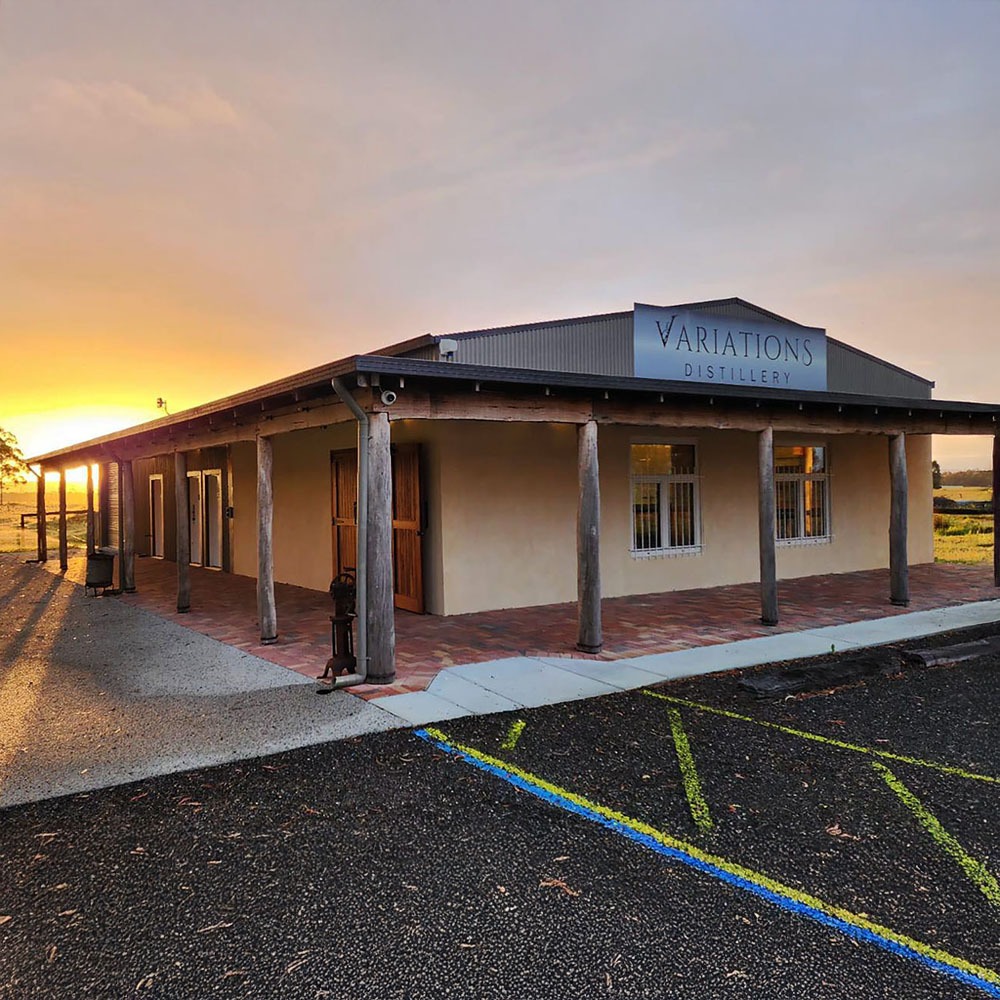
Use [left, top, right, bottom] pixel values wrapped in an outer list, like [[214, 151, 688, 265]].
[[328, 377, 369, 688]]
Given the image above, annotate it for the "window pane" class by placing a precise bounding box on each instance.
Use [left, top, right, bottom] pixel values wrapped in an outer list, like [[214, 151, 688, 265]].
[[775, 445, 825, 474], [775, 445, 805, 474], [669, 481, 696, 547], [804, 479, 828, 537], [669, 445, 696, 475], [633, 482, 661, 550], [776, 479, 801, 540], [630, 444, 696, 476]]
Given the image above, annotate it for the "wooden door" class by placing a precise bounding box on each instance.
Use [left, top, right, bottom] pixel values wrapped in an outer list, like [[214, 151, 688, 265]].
[[391, 444, 424, 613], [330, 445, 424, 613], [331, 450, 359, 579]]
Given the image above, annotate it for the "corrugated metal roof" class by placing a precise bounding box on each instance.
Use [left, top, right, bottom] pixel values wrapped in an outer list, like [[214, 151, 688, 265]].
[[403, 298, 934, 398]]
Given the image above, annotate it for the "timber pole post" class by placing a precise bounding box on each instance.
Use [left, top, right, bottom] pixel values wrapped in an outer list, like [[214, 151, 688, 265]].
[[256, 434, 278, 644], [120, 459, 136, 592], [993, 433, 1000, 588], [85, 464, 96, 555], [58, 469, 68, 571], [758, 426, 779, 626], [889, 433, 910, 606], [576, 419, 602, 653], [175, 451, 191, 612], [366, 411, 396, 682], [36, 469, 47, 563]]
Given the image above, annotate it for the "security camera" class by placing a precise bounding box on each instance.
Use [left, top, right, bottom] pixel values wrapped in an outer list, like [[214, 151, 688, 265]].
[[380, 390, 398, 406]]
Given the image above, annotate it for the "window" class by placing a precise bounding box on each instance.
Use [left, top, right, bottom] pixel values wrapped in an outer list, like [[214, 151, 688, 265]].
[[630, 443, 700, 554], [775, 445, 830, 542]]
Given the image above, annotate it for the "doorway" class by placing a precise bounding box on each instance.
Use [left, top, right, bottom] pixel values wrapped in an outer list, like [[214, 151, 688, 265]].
[[148, 475, 165, 558], [187, 472, 203, 566], [203, 470, 223, 569], [330, 445, 424, 613]]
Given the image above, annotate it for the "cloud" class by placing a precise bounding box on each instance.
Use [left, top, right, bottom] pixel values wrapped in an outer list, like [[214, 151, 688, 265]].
[[37, 79, 247, 132]]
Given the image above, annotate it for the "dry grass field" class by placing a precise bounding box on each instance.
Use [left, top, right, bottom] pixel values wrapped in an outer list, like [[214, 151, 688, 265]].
[[0, 490, 88, 554], [933, 486, 993, 564]]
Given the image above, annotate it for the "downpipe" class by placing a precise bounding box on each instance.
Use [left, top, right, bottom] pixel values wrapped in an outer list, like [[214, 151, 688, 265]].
[[322, 377, 369, 690]]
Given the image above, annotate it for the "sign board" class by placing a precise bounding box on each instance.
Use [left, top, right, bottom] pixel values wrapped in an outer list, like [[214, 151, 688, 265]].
[[634, 303, 827, 392]]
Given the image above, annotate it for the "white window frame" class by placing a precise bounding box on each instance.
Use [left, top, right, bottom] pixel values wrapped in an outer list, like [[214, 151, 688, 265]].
[[775, 441, 831, 546], [629, 439, 702, 558]]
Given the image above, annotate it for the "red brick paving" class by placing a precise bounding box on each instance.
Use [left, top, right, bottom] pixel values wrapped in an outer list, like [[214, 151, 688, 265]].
[[43, 554, 998, 699]]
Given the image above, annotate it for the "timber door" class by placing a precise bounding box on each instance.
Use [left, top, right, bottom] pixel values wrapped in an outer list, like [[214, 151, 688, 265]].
[[391, 444, 424, 613], [331, 450, 359, 580], [330, 446, 424, 613]]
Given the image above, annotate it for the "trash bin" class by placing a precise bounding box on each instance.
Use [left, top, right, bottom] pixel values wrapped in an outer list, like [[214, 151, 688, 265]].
[[86, 547, 116, 596], [320, 572, 357, 678]]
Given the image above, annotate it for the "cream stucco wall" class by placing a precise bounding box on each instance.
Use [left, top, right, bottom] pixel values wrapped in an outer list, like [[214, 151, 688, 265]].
[[434, 422, 934, 615], [227, 417, 934, 619]]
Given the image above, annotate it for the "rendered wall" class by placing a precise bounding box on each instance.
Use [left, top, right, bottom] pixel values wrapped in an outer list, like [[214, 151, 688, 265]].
[[229, 420, 447, 613], [433, 421, 935, 616], [228, 418, 934, 619]]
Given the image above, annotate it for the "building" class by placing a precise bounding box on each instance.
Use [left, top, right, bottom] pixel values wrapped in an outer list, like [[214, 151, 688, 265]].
[[27, 297, 1000, 686]]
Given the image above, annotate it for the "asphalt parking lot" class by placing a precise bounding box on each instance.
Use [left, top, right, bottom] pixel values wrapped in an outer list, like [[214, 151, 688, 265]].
[[1, 633, 997, 998]]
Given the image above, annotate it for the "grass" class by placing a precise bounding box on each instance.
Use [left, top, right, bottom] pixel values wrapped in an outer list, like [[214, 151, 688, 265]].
[[934, 486, 992, 503], [0, 491, 89, 554], [933, 484, 994, 565]]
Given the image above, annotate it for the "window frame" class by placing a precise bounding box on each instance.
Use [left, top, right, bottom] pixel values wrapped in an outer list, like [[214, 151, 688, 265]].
[[629, 438, 703, 558], [774, 441, 832, 546]]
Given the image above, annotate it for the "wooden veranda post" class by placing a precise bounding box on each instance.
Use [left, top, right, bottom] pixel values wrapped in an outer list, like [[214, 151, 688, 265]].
[[256, 435, 278, 644], [58, 469, 68, 571], [366, 411, 396, 682], [36, 470, 47, 563], [85, 464, 96, 555], [758, 427, 779, 626], [889, 433, 909, 606], [175, 452, 191, 613], [994, 433, 1000, 588], [576, 419, 602, 653], [120, 459, 136, 593]]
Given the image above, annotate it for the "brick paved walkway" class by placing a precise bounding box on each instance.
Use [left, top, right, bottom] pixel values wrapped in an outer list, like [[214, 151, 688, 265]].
[[45, 554, 998, 699]]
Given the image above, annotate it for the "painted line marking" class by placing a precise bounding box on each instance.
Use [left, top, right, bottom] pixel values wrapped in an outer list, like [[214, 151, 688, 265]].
[[643, 691, 999, 785], [667, 707, 713, 833], [873, 761, 1000, 907], [500, 718, 527, 752], [416, 726, 1000, 998]]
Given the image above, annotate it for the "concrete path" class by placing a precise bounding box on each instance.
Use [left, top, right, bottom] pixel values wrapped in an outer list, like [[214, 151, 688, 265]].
[[373, 598, 1000, 725], [0, 558, 401, 808]]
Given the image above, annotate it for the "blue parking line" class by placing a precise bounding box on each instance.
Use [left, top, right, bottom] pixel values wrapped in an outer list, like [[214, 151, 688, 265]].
[[417, 727, 1000, 998]]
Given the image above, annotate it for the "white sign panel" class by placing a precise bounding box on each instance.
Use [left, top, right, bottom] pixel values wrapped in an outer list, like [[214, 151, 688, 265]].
[[634, 303, 827, 392]]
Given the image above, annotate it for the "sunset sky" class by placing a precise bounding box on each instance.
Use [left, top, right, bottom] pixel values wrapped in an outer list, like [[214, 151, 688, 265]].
[[2, 1, 998, 468]]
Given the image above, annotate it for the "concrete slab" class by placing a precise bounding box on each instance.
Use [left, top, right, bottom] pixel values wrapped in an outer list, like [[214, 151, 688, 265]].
[[448, 657, 621, 707], [533, 657, 666, 691], [425, 671, 524, 714], [376, 690, 476, 726], [805, 600, 1000, 649], [625, 631, 852, 681]]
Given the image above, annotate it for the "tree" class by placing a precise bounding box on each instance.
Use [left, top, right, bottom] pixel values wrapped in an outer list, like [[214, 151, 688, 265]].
[[0, 427, 27, 506], [931, 459, 942, 490]]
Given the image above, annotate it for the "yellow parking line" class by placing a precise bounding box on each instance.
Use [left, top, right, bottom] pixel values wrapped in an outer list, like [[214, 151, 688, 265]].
[[500, 718, 527, 752], [667, 707, 713, 833], [873, 761, 1000, 907], [643, 691, 998, 785], [417, 727, 1000, 996]]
